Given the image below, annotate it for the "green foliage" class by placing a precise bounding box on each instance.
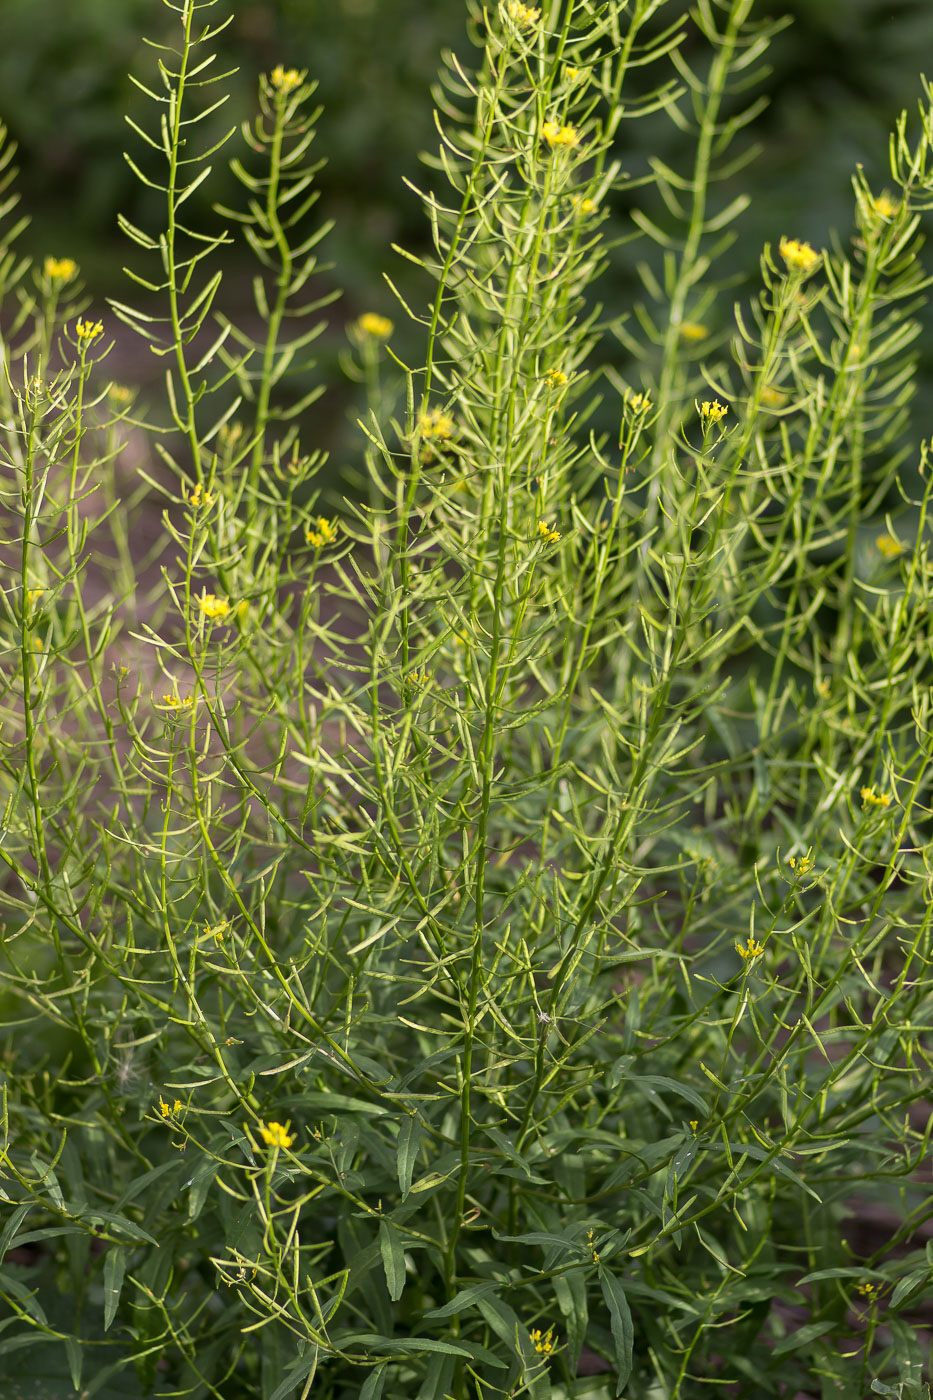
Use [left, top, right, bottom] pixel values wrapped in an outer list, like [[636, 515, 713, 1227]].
[[2, 2, 933, 1398]]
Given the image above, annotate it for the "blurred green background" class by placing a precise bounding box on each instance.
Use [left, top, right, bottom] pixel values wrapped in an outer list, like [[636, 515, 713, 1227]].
[[2, 0, 932, 432]]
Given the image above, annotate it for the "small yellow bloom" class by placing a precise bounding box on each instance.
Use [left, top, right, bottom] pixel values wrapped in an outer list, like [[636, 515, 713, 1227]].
[[562, 65, 583, 83], [737, 936, 764, 961], [876, 533, 903, 560], [506, 0, 541, 26], [870, 192, 899, 219], [860, 785, 891, 809], [627, 391, 652, 414], [680, 321, 708, 342], [306, 516, 338, 547], [259, 1120, 294, 1150], [418, 406, 454, 440], [856, 1281, 877, 1298], [357, 312, 393, 339], [787, 853, 815, 877], [186, 482, 216, 509], [204, 919, 230, 944], [760, 384, 788, 408], [569, 194, 597, 215], [270, 65, 302, 93], [537, 520, 561, 545], [779, 237, 820, 274], [408, 669, 431, 688], [529, 1326, 556, 1356], [44, 256, 78, 283], [699, 400, 728, 423], [542, 121, 579, 149], [76, 319, 104, 341], [161, 693, 195, 709], [198, 592, 231, 622], [158, 1096, 182, 1118], [108, 383, 135, 405], [544, 368, 568, 387], [689, 1119, 699, 1132]]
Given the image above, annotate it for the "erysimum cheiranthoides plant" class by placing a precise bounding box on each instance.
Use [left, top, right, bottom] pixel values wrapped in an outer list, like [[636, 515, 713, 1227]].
[[2, 0, 933, 1396]]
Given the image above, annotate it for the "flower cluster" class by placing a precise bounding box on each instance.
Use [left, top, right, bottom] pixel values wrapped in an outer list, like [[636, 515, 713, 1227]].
[[76, 319, 104, 342], [260, 1120, 294, 1149], [860, 785, 890, 809], [270, 65, 302, 93], [530, 1326, 556, 1356], [787, 853, 815, 877], [306, 516, 339, 548], [779, 237, 820, 274], [357, 312, 393, 339], [198, 593, 231, 622], [876, 533, 903, 560], [699, 400, 728, 423], [418, 407, 454, 440], [506, 1, 540, 26], [544, 368, 568, 387], [44, 256, 77, 283], [680, 321, 708, 342], [541, 121, 579, 149], [159, 1095, 183, 1118], [537, 520, 561, 544], [737, 936, 765, 961]]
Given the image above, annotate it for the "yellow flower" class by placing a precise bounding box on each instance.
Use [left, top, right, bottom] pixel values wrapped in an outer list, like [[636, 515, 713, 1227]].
[[306, 516, 338, 548], [198, 592, 231, 622], [876, 533, 903, 560], [627, 391, 652, 414], [507, 0, 541, 26], [856, 1281, 877, 1298], [418, 406, 454, 440], [737, 936, 764, 961], [680, 321, 708, 342], [779, 237, 820, 274], [44, 256, 77, 283], [870, 192, 899, 219], [569, 194, 596, 215], [259, 1120, 294, 1150], [186, 482, 216, 509], [787, 853, 815, 876], [357, 312, 393, 339], [76, 319, 103, 341], [408, 669, 431, 688], [108, 383, 135, 405], [161, 693, 195, 709], [542, 121, 579, 149], [699, 400, 728, 423], [158, 1096, 183, 1118], [204, 919, 230, 944], [530, 1326, 557, 1356], [270, 65, 302, 93], [860, 785, 890, 809], [689, 1119, 699, 1132], [562, 65, 583, 83], [760, 384, 788, 408], [544, 368, 568, 387], [537, 520, 561, 544]]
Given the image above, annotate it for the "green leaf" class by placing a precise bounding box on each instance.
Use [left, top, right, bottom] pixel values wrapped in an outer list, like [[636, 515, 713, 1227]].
[[891, 1268, 928, 1310], [65, 1335, 82, 1392], [423, 1281, 501, 1319], [359, 1363, 387, 1400], [378, 1220, 406, 1303], [771, 1321, 835, 1356], [599, 1268, 634, 1391], [103, 1249, 126, 1332], [554, 1269, 588, 1372], [396, 1115, 422, 1200]]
